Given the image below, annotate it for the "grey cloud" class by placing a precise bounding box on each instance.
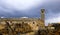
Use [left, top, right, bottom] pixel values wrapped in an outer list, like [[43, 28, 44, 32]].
[[0, 0, 60, 18]]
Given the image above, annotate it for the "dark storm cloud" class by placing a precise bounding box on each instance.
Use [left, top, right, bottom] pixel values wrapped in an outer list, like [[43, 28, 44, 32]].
[[0, 0, 60, 17]]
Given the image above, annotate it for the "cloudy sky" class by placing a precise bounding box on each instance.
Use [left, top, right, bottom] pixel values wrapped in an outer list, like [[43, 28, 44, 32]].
[[0, 0, 60, 25]]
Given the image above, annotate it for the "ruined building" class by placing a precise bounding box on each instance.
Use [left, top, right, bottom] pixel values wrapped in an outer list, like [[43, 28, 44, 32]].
[[0, 9, 45, 35]]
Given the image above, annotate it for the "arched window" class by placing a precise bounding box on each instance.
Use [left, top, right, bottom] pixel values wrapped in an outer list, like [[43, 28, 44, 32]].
[[33, 22, 35, 24]]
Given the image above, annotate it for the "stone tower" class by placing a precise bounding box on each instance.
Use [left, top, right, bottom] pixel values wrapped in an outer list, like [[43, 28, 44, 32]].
[[37, 9, 45, 30], [41, 9, 45, 22]]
